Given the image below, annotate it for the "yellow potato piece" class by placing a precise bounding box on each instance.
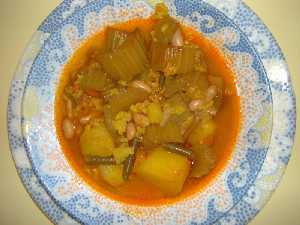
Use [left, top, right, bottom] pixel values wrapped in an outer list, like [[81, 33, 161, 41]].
[[99, 165, 124, 187], [80, 121, 114, 157], [112, 146, 134, 164], [136, 147, 190, 196]]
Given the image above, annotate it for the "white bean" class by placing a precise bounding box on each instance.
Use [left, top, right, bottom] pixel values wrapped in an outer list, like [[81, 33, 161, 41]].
[[80, 115, 91, 125], [189, 99, 204, 111], [126, 122, 136, 141], [172, 28, 184, 47], [62, 118, 75, 139], [206, 85, 218, 101], [207, 107, 217, 116], [130, 80, 152, 93]]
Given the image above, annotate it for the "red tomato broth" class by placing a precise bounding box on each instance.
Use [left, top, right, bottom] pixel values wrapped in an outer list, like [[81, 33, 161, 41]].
[[55, 18, 240, 206]]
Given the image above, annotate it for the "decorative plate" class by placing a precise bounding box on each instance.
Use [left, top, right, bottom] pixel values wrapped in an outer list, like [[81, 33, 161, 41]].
[[7, 0, 296, 224]]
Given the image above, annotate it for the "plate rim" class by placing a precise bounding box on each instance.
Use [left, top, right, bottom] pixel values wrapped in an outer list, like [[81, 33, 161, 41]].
[[7, 0, 297, 224]]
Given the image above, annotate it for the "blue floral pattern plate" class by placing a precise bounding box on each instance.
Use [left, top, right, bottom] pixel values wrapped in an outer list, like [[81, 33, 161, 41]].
[[7, 0, 296, 224]]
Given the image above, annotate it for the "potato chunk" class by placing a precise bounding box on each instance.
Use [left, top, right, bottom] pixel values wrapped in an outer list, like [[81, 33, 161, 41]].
[[136, 147, 190, 196], [99, 165, 124, 187], [80, 121, 114, 157], [112, 146, 134, 164]]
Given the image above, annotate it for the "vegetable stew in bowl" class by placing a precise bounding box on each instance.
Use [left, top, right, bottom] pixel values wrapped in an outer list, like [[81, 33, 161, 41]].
[[55, 4, 240, 205]]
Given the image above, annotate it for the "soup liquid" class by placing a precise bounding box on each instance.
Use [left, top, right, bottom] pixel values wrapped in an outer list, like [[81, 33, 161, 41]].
[[55, 18, 240, 206]]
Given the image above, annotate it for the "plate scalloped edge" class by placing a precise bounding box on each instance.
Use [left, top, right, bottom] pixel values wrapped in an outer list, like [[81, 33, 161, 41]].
[[7, 0, 296, 225]]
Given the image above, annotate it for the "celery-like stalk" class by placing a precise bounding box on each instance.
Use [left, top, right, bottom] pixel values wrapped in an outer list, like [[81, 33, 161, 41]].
[[79, 63, 109, 91], [109, 87, 149, 117], [151, 44, 202, 75], [101, 30, 148, 81], [105, 27, 128, 51], [151, 17, 178, 44]]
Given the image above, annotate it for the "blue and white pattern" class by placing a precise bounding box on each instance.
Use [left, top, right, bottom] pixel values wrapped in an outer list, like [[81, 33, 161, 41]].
[[7, 0, 296, 224]]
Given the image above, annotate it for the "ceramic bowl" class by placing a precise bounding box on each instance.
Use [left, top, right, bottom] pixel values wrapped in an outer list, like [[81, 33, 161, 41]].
[[8, 0, 296, 224]]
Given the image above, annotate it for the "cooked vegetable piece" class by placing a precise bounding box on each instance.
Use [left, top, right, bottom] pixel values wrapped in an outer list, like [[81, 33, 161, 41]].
[[152, 3, 169, 19], [101, 30, 148, 81], [179, 72, 209, 93], [151, 44, 202, 75], [143, 124, 161, 149], [168, 111, 194, 135], [172, 28, 184, 47], [85, 155, 116, 165], [136, 147, 190, 196], [165, 93, 188, 115], [194, 49, 208, 73], [99, 164, 125, 187], [109, 87, 149, 117], [130, 80, 152, 93], [122, 137, 141, 180], [123, 154, 135, 181], [105, 27, 128, 51], [132, 137, 142, 150], [80, 121, 114, 157], [162, 120, 184, 143], [188, 118, 216, 146], [79, 62, 109, 91], [62, 118, 75, 139], [190, 145, 216, 178], [159, 72, 166, 89], [137, 27, 152, 49], [132, 149, 147, 172], [143, 120, 183, 149], [182, 115, 198, 139], [112, 146, 134, 164], [126, 122, 136, 140], [163, 72, 209, 99], [151, 17, 178, 44], [163, 143, 194, 159], [147, 102, 163, 124], [164, 75, 182, 97], [103, 105, 119, 143]]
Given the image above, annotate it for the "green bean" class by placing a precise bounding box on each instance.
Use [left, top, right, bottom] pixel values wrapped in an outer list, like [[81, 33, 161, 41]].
[[132, 137, 142, 150], [159, 72, 166, 89], [122, 154, 135, 181], [122, 137, 141, 180], [85, 155, 116, 165], [163, 142, 194, 159]]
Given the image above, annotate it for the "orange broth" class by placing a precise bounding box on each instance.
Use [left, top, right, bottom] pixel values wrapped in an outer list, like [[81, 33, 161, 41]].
[[55, 18, 240, 206]]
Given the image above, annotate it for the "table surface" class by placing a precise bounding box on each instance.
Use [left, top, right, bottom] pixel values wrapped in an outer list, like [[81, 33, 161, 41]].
[[0, 0, 299, 224]]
